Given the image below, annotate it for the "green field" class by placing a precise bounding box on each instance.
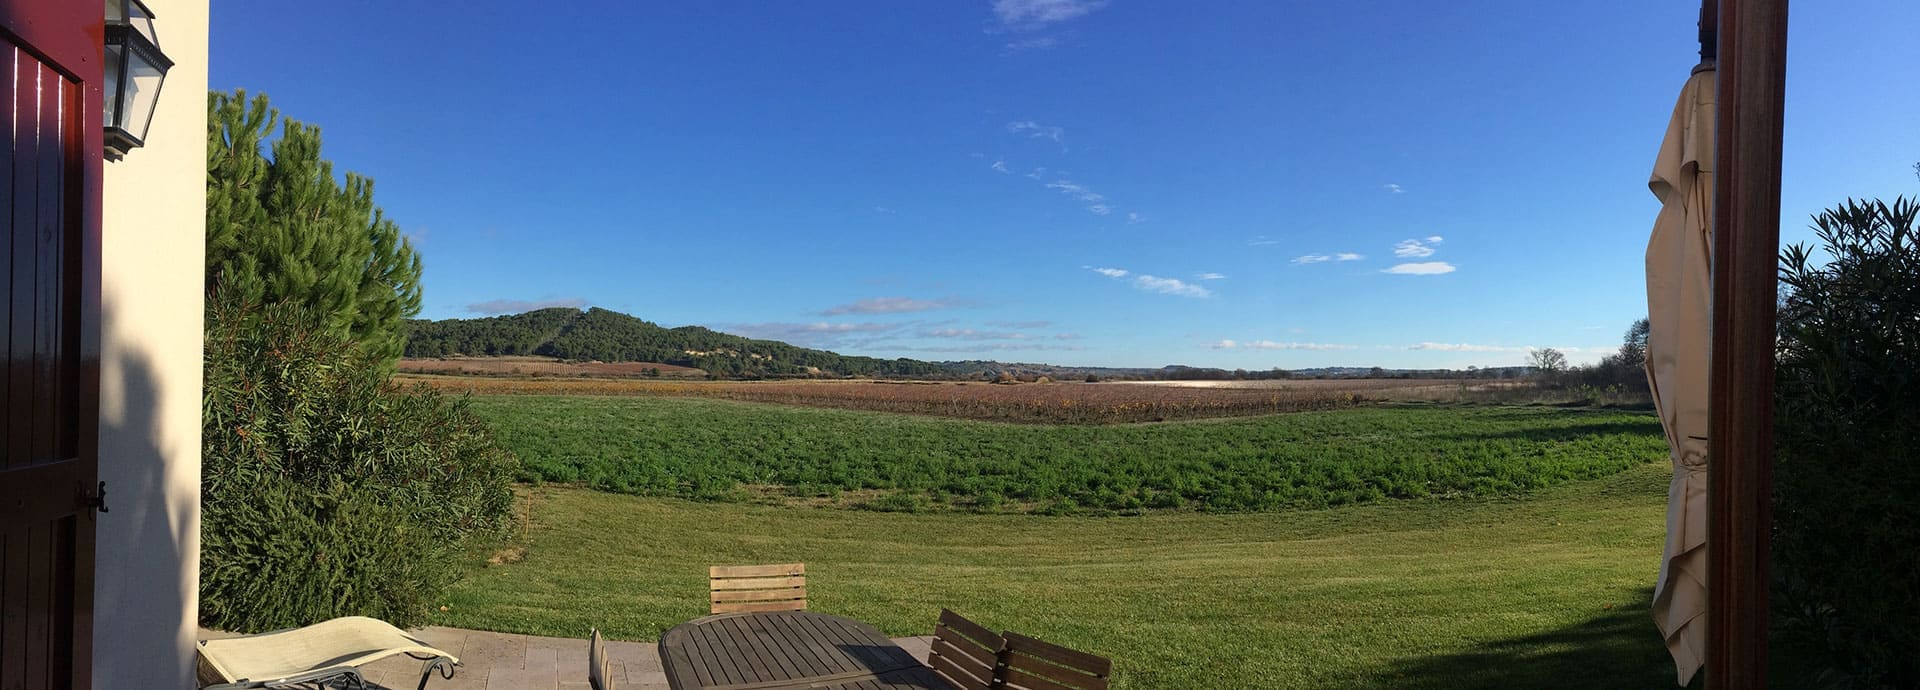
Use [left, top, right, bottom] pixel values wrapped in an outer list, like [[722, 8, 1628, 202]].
[[437, 462, 1679, 689], [469, 396, 1667, 513]]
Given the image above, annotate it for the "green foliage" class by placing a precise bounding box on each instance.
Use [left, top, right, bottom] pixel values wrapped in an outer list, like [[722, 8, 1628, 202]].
[[469, 395, 1664, 514], [405, 307, 947, 378], [1773, 197, 1920, 686], [206, 90, 423, 367], [200, 297, 518, 631]]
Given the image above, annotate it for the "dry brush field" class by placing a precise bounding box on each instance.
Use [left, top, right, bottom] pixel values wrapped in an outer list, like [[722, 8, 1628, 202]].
[[398, 374, 1506, 424]]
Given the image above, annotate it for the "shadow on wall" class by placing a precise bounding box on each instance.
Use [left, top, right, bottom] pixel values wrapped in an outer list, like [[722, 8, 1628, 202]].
[[1368, 588, 1693, 689], [92, 300, 200, 690]]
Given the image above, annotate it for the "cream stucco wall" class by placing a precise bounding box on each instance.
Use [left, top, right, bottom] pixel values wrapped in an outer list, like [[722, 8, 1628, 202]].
[[95, 0, 209, 687]]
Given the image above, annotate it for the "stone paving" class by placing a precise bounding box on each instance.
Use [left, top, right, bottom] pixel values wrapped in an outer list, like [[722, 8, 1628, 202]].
[[200, 626, 937, 690]]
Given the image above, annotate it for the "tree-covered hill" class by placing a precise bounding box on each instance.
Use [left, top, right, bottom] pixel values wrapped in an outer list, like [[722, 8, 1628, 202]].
[[405, 308, 946, 378]]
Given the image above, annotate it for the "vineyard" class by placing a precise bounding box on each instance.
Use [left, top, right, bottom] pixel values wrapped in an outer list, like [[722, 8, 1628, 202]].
[[468, 395, 1666, 513], [400, 374, 1498, 424]]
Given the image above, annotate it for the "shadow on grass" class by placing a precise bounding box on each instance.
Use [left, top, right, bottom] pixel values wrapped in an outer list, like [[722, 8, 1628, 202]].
[[1370, 588, 1696, 689]]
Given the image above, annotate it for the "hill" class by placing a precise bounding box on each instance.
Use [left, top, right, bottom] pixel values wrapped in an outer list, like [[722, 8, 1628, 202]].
[[405, 307, 947, 378]]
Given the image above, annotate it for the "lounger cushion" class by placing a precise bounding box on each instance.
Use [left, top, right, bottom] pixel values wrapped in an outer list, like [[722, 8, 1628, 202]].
[[197, 616, 458, 686]]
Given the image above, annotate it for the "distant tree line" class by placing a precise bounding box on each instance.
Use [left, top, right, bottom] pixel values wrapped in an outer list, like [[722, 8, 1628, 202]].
[[406, 307, 946, 378]]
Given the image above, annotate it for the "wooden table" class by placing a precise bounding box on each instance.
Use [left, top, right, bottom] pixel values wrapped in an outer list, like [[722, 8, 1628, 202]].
[[658, 611, 954, 690]]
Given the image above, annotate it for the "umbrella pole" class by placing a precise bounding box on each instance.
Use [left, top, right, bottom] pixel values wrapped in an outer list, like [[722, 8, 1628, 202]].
[[1707, 0, 1787, 687]]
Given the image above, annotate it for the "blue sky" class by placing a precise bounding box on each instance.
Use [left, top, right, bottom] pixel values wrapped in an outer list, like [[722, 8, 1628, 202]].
[[209, 1, 1919, 369]]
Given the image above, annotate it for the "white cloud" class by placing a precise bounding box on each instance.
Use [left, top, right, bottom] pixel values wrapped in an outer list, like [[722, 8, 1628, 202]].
[[1086, 266, 1129, 279], [1426, 235, 1445, 244], [1247, 236, 1280, 247], [1087, 203, 1112, 215], [1007, 120, 1065, 143], [720, 321, 907, 348], [1292, 254, 1332, 264], [1127, 212, 1146, 224], [990, 160, 1010, 173], [992, 0, 1108, 30], [1196, 272, 1227, 280], [987, 320, 1053, 329], [1002, 35, 1061, 52], [1384, 183, 1405, 194], [821, 297, 964, 315], [1132, 274, 1212, 298], [926, 328, 1037, 341], [1394, 238, 1437, 258], [1214, 340, 1355, 351], [1335, 252, 1365, 261], [1409, 342, 1524, 352], [890, 343, 1087, 353], [466, 297, 588, 315], [1382, 261, 1457, 275], [1045, 179, 1103, 202]]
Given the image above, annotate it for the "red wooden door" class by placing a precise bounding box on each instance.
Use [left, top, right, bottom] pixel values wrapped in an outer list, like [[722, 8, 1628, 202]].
[[0, 1, 104, 689]]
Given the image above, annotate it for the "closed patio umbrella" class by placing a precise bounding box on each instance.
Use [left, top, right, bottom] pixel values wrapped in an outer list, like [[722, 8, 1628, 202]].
[[1645, 63, 1715, 687]]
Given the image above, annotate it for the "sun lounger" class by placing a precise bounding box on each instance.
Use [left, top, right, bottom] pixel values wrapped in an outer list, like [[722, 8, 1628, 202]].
[[196, 616, 459, 690]]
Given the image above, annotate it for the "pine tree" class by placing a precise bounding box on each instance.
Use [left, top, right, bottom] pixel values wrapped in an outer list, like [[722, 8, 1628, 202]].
[[206, 89, 422, 365]]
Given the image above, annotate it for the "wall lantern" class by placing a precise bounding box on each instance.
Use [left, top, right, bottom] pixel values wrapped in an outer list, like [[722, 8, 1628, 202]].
[[103, 0, 173, 158]]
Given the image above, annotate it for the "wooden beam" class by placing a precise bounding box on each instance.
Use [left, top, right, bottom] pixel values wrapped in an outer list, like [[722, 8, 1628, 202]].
[[1708, 0, 1788, 687]]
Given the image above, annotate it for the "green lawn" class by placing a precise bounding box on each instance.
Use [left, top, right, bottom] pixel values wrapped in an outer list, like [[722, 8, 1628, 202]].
[[470, 396, 1667, 513], [437, 462, 1681, 689]]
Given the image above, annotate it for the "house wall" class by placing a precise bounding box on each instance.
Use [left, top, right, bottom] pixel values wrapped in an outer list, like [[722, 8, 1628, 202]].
[[94, 0, 209, 687]]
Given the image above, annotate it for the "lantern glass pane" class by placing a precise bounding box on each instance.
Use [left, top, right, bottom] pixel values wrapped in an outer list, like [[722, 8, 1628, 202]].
[[121, 51, 165, 140], [104, 43, 125, 129], [128, 2, 159, 46], [105, 0, 123, 22]]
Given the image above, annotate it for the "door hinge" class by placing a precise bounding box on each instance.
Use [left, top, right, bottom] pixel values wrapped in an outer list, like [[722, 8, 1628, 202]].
[[83, 481, 108, 514]]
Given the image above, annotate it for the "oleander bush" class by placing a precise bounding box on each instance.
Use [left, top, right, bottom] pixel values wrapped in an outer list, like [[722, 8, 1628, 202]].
[[1773, 197, 1920, 687], [199, 297, 518, 631]]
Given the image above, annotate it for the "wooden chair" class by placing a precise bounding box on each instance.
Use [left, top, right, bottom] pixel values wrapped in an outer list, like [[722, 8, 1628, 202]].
[[708, 563, 807, 614], [587, 628, 614, 690], [927, 609, 1005, 690], [998, 631, 1111, 690]]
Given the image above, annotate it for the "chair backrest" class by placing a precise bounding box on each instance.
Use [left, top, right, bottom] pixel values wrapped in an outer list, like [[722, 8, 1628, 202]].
[[998, 631, 1111, 690], [927, 609, 1005, 690], [588, 628, 615, 690], [708, 563, 807, 614]]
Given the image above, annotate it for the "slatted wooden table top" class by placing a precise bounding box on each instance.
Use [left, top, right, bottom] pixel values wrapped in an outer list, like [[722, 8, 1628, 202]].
[[659, 611, 955, 690]]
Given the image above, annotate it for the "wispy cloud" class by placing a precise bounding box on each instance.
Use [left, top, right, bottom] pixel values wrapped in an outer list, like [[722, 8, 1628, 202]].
[[1426, 234, 1445, 244], [1127, 212, 1146, 224], [720, 321, 906, 348], [1087, 203, 1112, 215], [1292, 254, 1333, 264], [1247, 236, 1280, 247], [990, 160, 1010, 174], [466, 297, 588, 315], [820, 297, 965, 315], [1382, 261, 1457, 275], [992, 0, 1108, 31], [988, 320, 1053, 329], [1212, 340, 1356, 351], [1394, 238, 1439, 258], [890, 343, 1087, 353], [1002, 35, 1061, 52], [1336, 252, 1365, 261], [1007, 120, 1065, 143], [1132, 275, 1212, 298], [1088, 266, 1212, 298], [873, 205, 896, 215], [926, 328, 1038, 341], [1196, 272, 1227, 280], [1045, 179, 1102, 202], [1408, 342, 1524, 352], [1383, 183, 1405, 194]]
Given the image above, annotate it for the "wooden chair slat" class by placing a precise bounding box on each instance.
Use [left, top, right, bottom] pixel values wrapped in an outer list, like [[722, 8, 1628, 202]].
[[1003, 632, 1112, 676], [709, 563, 805, 578], [588, 628, 615, 690], [711, 587, 807, 603], [1002, 666, 1106, 690], [930, 637, 997, 673], [929, 652, 997, 690], [936, 608, 1002, 649], [710, 599, 809, 614], [710, 576, 807, 591]]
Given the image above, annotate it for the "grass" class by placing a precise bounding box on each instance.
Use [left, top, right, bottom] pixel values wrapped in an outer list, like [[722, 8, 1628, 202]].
[[468, 395, 1667, 513], [436, 462, 1681, 689]]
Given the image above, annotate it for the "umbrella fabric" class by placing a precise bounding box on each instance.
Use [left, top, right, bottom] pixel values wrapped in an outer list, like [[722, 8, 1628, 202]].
[[1645, 64, 1715, 687]]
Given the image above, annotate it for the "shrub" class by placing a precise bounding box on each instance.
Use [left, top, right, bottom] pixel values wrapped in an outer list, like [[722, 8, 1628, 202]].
[[1773, 197, 1920, 686], [200, 297, 518, 631]]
